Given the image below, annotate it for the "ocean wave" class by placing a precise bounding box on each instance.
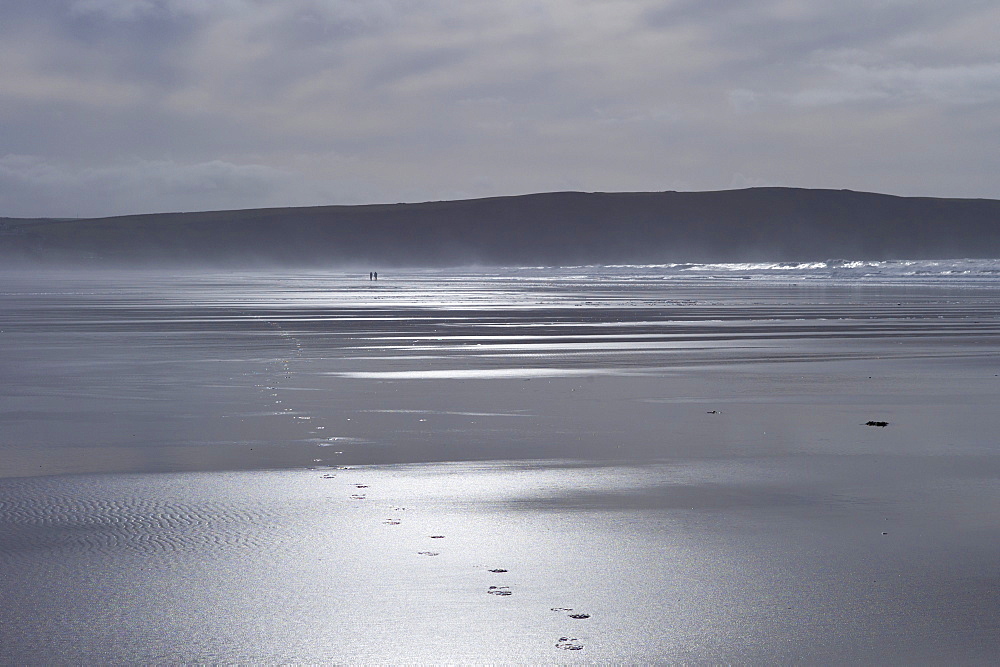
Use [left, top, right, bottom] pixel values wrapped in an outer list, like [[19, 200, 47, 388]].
[[515, 258, 1000, 284]]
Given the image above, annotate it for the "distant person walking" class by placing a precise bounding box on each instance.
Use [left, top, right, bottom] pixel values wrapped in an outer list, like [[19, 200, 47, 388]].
[[374, 271, 378, 280], [369, 272, 373, 280]]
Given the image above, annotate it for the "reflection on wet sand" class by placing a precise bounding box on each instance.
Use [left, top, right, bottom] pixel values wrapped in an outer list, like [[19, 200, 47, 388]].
[[1, 267, 999, 662]]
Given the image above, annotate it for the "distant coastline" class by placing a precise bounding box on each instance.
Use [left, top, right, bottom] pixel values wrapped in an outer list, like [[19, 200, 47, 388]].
[[2, 187, 999, 267]]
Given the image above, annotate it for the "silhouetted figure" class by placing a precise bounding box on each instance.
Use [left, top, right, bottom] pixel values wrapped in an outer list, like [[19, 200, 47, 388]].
[[374, 272, 378, 280], [369, 272, 373, 280]]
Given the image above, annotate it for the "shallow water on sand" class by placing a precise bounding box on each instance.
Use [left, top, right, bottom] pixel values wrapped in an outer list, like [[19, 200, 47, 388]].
[[1, 266, 999, 662], [4, 266, 1000, 475]]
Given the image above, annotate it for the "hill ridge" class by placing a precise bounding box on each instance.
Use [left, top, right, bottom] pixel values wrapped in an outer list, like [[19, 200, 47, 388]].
[[2, 187, 999, 266]]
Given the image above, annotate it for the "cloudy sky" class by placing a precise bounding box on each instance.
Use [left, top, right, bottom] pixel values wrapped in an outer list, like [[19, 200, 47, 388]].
[[2, 0, 999, 218]]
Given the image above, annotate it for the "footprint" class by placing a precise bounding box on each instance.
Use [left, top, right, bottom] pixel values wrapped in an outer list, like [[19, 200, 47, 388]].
[[487, 569, 508, 573], [556, 637, 584, 651], [429, 535, 445, 539], [320, 474, 336, 479], [568, 613, 590, 619], [551, 607, 573, 612], [350, 494, 366, 500], [417, 551, 440, 556], [383, 519, 401, 525], [354, 484, 369, 488], [487, 586, 512, 596]]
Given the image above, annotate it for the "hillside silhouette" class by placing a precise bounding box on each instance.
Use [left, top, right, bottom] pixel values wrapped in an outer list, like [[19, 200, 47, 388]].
[[2, 187, 999, 266]]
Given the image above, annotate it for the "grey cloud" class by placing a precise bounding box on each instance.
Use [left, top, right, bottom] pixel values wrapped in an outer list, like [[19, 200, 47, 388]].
[[0, 156, 371, 218], [823, 60, 1000, 105], [0, 1, 998, 217], [746, 55, 1000, 108], [69, 0, 161, 20], [68, 0, 250, 21]]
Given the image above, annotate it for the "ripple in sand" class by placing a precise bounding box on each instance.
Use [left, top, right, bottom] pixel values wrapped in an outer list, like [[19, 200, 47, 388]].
[[0, 490, 271, 559]]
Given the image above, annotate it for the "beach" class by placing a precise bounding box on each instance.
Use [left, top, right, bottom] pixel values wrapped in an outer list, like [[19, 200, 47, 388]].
[[2, 264, 999, 663]]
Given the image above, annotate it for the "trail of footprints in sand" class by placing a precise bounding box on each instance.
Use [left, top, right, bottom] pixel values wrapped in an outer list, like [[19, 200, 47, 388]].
[[320, 473, 592, 653], [254, 319, 350, 466], [261, 320, 592, 652], [257, 320, 301, 417]]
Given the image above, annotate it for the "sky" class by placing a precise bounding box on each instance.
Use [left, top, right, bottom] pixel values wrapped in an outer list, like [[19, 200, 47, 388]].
[[1, 0, 999, 218]]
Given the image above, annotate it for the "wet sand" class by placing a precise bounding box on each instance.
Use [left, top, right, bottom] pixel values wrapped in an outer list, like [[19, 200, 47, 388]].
[[2, 268, 999, 662]]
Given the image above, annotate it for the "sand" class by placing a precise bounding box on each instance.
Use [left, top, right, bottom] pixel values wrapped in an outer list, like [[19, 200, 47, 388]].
[[1, 267, 999, 663]]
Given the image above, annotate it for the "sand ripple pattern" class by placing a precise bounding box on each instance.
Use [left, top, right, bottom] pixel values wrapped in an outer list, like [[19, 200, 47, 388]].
[[0, 484, 272, 561]]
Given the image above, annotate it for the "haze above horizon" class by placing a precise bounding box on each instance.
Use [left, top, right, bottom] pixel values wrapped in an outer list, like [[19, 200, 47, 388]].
[[2, 1, 999, 219]]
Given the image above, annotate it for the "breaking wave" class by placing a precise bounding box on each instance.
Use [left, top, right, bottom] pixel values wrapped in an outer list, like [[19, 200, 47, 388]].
[[548, 258, 1000, 284]]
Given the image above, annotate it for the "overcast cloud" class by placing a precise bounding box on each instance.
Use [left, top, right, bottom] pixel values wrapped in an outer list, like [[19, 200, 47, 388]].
[[1, 0, 998, 217]]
